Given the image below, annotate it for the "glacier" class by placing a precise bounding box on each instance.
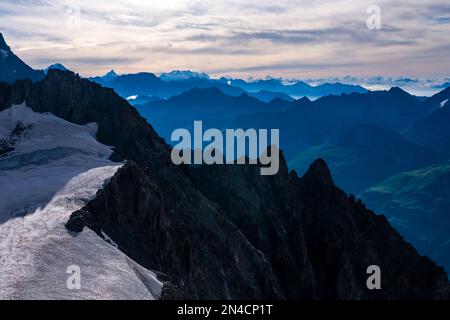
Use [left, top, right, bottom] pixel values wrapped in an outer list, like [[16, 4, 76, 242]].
[[0, 105, 162, 299]]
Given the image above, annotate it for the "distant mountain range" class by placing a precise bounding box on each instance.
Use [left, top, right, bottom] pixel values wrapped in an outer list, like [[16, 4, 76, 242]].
[[247, 90, 295, 103], [306, 76, 450, 96], [134, 87, 291, 139], [90, 71, 247, 99], [88, 69, 369, 102], [136, 84, 443, 159], [217, 87, 431, 157], [160, 70, 209, 81], [227, 77, 368, 97]]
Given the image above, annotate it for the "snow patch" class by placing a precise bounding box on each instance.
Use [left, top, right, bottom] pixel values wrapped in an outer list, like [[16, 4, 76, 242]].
[[440, 99, 448, 108], [0, 105, 162, 299], [160, 70, 210, 81]]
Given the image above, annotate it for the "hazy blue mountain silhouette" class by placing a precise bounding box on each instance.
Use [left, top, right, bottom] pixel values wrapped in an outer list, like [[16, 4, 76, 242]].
[[289, 124, 438, 193], [408, 103, 450, 148], [90, 72, 246, 98], [406, 88, 450, 158], [224, 87, 428, 157], [363, 160, 450, 276], [0, 33, 44, 83], [228, 77, 368, 97], [247, 90, 294, 102], [135, 87, 288, 140], [91, 72, 166, 97], [417, 86, 450, 111], [134, 84, 446, 165], [89, 69, 369, 101]]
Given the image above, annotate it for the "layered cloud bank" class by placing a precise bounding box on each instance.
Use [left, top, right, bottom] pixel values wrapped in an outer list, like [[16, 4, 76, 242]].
[[0, 0, 449, 78]]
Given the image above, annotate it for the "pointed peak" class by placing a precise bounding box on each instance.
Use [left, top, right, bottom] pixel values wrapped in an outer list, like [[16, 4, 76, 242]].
[[388, 86, 409, 96], [45, 63, 69, 74], [298, 96, 311, 102], [302, 158, 335, 188], [0, 33, 11, 51], [105, 69, 118, 76], [101, 69, 119, 81], [297, 96, 312, 104]]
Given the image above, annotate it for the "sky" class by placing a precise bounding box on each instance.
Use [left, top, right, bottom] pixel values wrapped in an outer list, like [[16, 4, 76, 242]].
[[0, 0, 449, 79]]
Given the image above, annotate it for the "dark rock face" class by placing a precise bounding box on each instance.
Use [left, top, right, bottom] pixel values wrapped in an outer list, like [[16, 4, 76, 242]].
[[68, 162, 283, 299], [298, 160, 449, 299], [191, 158, 450, 299], [2, 70, 449, 299]]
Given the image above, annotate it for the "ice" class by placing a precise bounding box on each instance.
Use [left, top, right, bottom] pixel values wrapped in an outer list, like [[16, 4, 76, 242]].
[[0, 105, 163, 300]]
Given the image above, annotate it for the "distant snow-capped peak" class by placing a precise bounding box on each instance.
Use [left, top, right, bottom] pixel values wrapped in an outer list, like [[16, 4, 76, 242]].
[[160, 70, 210, 81]]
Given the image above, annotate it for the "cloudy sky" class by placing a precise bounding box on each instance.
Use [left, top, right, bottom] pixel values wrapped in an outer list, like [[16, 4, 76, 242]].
[[0, 0, 449, 78]]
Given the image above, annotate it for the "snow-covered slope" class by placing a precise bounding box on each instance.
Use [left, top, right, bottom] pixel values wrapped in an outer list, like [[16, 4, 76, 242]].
[[0, 105, 162, 299]]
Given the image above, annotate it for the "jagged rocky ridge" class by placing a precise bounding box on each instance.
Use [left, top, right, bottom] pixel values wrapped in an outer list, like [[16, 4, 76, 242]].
[[1, 70, 449, 299]]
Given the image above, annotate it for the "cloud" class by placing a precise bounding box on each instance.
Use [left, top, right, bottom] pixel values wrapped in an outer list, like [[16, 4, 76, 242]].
[[0, 0, 449, 78], [33, 56, 141, 67], [208, 61, 365, 74]]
